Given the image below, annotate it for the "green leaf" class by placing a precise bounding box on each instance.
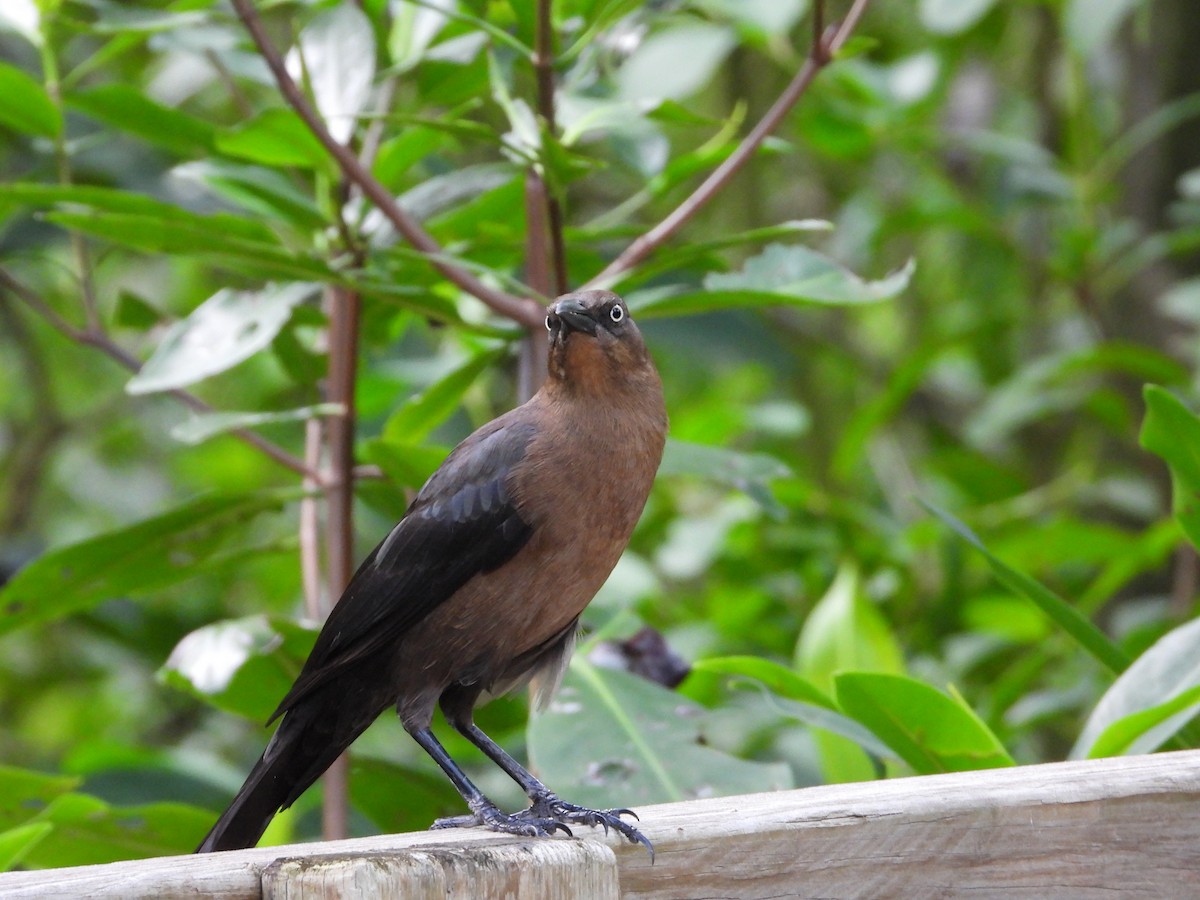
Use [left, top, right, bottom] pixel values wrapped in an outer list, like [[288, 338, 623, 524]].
[[0, 492, 289, 635], [172, 160, 329, 231], [528, 659, 792, 808], [834, 673, 1015, 774], [795, 565, 905, 690], [795, 564, 905, 783], [170, 404, 342, 446], [1087, 685, 1200, 759], [0, 822, 53, 872], [390, 0, 455, 72], [922, 500, 1131, 675], [127, 284, 318, 394], [630, 246, 913, 317], [689, 656, 895, 760], [1140, 385, 1200, 548], [0, 765, 80, 832], [290, 2, 375, 144], [217, 109, 330, 170], [381, 347, 505, 445], [21, 794, 212, 866], [1073, 616, 1200, 759], [692, 655, 836, 709], [658, 439, 791, 517], [918, 0, 998, 35], [0, 60, 60, 137], [616, 22, 735, 103], [67, 84, 215, 156], [361, 439, 448, 491], [159, 615, 317, 722], [348, 757, 462, 833], [45, 210, 331, 280]]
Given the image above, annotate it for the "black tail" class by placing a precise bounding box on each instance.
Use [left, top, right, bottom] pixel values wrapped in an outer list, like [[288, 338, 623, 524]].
[[196, 706, 365, 853]]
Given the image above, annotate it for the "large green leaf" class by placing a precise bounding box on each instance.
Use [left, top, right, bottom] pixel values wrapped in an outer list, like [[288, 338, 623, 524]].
[[689, 656, 895, 760], [0, 766, 80, 832], [0, 60, 60, 137], [923, 500, 1131, 674], [159, 615, 317, 722], [381, 347, 505, 445], [170, 404, 342, 446], [42, 211, 331, 280], [528, 659, 792, 809], [127, 284, 318, 394], [67, 84, 215, 156], [834, 672, 1015, 774], [616, 22, 735, 103], [1140, 385, 1200, 548], [172, 160, 329, 231], [795, 564, 905, 782], [0, 492, 289, 635], [290, 1, 375, 144], [348, 757, 463, 833], [0, 823, 53, 872], [217, 109, 330, 170], [630, 245, 913, 317], [20, 794, 211, 867], [1072, 615, 1200, 759]]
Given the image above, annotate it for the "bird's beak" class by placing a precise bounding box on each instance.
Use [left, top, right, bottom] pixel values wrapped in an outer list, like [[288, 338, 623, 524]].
[[551, 296, 598, 335]]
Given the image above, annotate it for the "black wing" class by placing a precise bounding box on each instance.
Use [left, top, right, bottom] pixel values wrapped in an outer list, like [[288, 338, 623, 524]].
[[270, 416, 536, 721]]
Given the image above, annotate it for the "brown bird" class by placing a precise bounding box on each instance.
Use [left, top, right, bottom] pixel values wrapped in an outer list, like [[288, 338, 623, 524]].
[[197, 289, 667, 855]]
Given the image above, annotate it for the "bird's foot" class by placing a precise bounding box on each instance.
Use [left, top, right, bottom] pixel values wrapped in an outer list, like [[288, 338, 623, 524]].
[[431, 798, 573, 840], [516, 792, 654, 860]]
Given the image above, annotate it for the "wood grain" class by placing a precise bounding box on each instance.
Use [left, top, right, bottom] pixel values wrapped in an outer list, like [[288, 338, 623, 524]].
[[3, 751, 1198, 899]]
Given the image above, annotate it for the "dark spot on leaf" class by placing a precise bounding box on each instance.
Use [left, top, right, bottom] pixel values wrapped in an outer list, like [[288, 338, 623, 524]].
[[6, 601, 23, 615]]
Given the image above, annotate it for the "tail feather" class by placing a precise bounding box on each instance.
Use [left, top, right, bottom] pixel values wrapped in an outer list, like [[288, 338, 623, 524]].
[[197, 726, 306, 853]]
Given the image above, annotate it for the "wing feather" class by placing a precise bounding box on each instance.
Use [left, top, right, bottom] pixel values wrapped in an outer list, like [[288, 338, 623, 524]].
[[269, 416, 537, 721]]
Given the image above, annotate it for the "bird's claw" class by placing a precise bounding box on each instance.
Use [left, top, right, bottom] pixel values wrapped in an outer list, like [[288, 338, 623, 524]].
[[516, 793, 654, 861], [432, 803, 573, 839]]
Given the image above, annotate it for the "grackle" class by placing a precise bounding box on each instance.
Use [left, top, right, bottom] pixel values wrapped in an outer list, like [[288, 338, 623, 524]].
[[197, 289, 667, 855]]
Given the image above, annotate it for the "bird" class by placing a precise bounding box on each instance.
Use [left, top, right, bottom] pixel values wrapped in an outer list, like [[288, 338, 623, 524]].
[[196, 288, 667, 856]]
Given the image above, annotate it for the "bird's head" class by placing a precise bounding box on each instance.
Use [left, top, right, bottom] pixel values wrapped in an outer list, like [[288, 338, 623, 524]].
[[544, 290, 655, 392]]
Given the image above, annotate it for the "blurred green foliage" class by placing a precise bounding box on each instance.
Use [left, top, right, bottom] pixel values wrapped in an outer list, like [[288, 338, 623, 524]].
[[2, 0, 1200, 870]]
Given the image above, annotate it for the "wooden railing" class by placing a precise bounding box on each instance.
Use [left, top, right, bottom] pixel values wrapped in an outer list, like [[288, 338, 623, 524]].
[[3, 750, 1198, 898]]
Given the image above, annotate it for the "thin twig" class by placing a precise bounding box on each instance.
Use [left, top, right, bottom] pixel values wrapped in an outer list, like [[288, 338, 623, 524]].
[[533, 0, 567, 295], [228, 0, 542, 329], [583, 0, 871, 289], [0, 268, 320, 482], [300, 417, 324, 619]]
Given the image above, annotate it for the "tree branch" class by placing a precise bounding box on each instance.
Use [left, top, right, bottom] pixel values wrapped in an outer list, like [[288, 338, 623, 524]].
[[0, 268, 321, 483], [228, 0, 543, 329], [533, 0, 567, 296], [583, 0, 872, 289]]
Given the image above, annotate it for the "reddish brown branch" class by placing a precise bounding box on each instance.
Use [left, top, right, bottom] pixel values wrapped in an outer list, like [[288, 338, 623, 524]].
[[228, 0, 542, 329], [533, 0, 568, 295], [583, 0, 872, 289]]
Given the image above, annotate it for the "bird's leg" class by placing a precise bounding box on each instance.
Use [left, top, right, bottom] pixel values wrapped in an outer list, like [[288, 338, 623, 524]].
[[447, 717, 654, 858], [407, 726, 570, 839]]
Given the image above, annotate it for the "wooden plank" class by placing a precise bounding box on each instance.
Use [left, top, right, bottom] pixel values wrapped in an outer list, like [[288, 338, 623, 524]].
[[1, 751, 1198, 899], [261, 839, 617, 899], [613, 750, 1200, 898]]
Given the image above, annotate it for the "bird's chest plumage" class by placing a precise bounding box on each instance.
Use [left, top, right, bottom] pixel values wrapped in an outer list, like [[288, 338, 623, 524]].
[[393, 390, 664, 705]]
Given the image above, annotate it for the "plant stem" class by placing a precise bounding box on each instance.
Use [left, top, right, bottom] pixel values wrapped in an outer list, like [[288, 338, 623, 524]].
[[228, 0, 542, 329], [584, 0, 872, 289]]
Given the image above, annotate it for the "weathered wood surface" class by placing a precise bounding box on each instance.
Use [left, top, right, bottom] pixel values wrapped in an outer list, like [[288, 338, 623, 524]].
[[2, 750, 1198, 899]]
